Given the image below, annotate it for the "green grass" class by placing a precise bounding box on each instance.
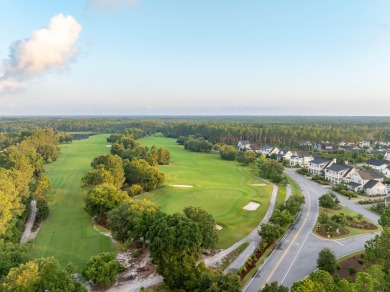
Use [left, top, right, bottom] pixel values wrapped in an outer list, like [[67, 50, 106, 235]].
[[31, 135, 114, 270], [315, 206, 381, 238], [138, 136, 273, 248], [275, 183, 286, 207]]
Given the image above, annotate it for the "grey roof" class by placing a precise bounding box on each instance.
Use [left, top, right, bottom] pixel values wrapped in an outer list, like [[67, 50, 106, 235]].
[[261, 145, 274, 150], [366, 159, 390, 166], [363, 179, 382, 189], [326, 164, 352, 172], [310, 158, 331, 165], [239, 140, 250, 145], [348, 182, 361, 188]]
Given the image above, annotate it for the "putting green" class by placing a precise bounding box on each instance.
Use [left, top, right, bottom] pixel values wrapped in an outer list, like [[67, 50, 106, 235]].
[[139, 136, 273, 248], [31, 134, 114, 270]]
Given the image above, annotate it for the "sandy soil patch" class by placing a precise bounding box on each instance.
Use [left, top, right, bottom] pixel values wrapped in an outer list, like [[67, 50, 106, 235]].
[[106, 145, 112, 147], [216, 225, 223, 231], [251, 183, 267, 186], [171, 184, 194, 188], [243, 202, 260, 211]]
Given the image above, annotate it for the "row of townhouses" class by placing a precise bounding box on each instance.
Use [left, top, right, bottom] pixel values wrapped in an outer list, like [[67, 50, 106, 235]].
[[238, 140, 390, 196]]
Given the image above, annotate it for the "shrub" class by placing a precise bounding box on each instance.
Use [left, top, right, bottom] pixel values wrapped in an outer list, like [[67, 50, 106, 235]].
[[348, 267, 357, 275], [128, 184, 143, 197]]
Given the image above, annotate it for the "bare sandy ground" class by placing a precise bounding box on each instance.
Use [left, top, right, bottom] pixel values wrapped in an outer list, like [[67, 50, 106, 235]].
[[106, 145, 112, 147], [216, 225, 223, 231], [251, 183, 267, 186], [170, 184, 194, 188], [243, 202, 260, 211]]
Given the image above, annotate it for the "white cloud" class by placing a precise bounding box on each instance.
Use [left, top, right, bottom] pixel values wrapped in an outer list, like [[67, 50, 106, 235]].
[[0, 13, 82, 95], [0, 79, 21, 94], [88, 0, 138, 9]]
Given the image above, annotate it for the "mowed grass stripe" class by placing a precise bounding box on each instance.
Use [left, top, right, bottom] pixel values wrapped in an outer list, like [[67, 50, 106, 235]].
[[139, 136, 273, 248], [31, 135, 114, 269]]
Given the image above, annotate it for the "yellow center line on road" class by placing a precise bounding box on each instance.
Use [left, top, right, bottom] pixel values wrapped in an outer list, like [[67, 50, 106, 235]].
[[262, 180, 311, 288]]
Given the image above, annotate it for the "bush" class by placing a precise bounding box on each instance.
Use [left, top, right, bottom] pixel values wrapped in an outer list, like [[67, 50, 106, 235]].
[[128, 184, 143, 196], [36, 198, 49, 221], [348, 267, 357, 275], [132, 251, 141, 258]]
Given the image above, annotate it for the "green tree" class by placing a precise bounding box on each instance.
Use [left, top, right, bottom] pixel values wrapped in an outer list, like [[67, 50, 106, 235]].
[[237, 151, 257, 165], [365, 227, 390, 272], [157, 147, 170, 165], [219, 145, 237, 161], [319, 192, 337, 210], [269, 209, 294, 227], [261, 281, 289, 292], [379, 208, 390, 227], [0, 242, 31, 278], [108, 200, 162, 248], [355, 272, 375, 292], [317, 247, 337, 274], [147, 213, 202, 289], [82, 165, 115, 189], [90, 154, 125, 190], [124, 159, 164, 191], [258, 223, 283, 242], [146, 145, 159, 166], [82, 252, 125, 285], [308, 270, 335, 291], [84, 183, 129, 218], [183, 206, 219, 248], [291, 278, 315, 292], [2, 257, 86, 292]]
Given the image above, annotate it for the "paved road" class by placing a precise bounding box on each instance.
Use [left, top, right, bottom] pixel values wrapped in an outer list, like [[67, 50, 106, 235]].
[[244, 169, 380, 291], [20, 200, 37, 243]]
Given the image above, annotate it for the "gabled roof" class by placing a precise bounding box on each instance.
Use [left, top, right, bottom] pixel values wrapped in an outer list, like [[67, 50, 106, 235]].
[[366, 159, 390, 166], [326, 164, 352, 172], [261, 145, 274, 150], [357, 169, 384, 180], [238, 140, 250, 145], [348, 182, 361, 188], [293, 151, 312, 158], [310, 158, 331, 165], [250, 145, 261, 151], [363, 179, 383, 189]]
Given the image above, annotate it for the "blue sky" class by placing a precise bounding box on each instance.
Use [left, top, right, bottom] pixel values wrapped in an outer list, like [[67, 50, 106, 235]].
[[0, 0, 390, 115]]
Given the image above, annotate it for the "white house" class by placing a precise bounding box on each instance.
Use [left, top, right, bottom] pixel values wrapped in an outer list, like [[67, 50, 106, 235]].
[[360, 138, 372, 148], [384, 166, 390, 178], [238, 140, 251, 150], [324, 164, 356, 184], [260, 146, 280, 156], [290, 151, 314, 167], [366, 159, 390, 172], [348, 169, 384, 192], [308, 158, 334, 175], [363, 180, 388, 195], [276, 149, 293, 161]]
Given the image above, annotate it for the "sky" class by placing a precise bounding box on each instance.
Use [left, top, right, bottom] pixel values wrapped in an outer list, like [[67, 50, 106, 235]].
[[0, 0, 390, 116]]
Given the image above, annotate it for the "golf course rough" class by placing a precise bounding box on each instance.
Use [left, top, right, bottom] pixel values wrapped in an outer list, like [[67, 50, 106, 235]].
[[31, 134, 114, 270], [139, 136, 273, 248]]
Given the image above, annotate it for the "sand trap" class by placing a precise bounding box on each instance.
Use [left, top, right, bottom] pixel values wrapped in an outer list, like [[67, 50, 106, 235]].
[[243, 202, 260, 211], [251, 183, 266, 186], [171, 184, 194, 188], [106, 145, 112, 148], [216, 225, 223, 231]]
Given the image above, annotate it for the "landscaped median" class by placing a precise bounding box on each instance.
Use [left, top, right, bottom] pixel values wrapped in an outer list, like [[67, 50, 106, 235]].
[[314, 192, 380, 239]]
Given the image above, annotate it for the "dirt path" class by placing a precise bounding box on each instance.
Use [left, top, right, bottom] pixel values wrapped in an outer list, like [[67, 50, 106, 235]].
[[20, 200, 37, 243]]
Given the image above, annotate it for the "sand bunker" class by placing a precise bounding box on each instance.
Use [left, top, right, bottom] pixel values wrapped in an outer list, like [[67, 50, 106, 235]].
[[171, 184, 194, 188], [251, 183, 266, 186], [243, 202, 260, 211], [106, 145, 112, 148], [216, 225, 223, 231]]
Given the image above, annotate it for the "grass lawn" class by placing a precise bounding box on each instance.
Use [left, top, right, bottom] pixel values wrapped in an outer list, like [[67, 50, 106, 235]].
[[31, 134, 114, 270], [315, 206, 381, 239], [138, 136, 273, 248]]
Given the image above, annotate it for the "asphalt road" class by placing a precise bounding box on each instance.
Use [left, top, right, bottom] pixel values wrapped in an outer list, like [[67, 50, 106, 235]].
[[243, 169, 380, 291]]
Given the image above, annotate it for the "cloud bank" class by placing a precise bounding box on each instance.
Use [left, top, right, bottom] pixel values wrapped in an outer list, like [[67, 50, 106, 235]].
[[88, 0, 138, 9], [0, 13, 82, 94]]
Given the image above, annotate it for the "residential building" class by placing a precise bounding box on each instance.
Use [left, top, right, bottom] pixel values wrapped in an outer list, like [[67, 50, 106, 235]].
[[290, 151, 314, 167], [308, 158, 334, 175], [348, 169, 384, 192], [384, 166, 390, 178], [324, 164, 356, 184], [237, 140, 251, 150], [260, 146, 280, 156], [366, 159, 390, 172], [276, 149, 293, 161], [363, 180, 388, 195]]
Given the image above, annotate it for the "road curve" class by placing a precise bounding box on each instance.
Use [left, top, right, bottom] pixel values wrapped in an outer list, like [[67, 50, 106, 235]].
[[244, 169, 379, 291]]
